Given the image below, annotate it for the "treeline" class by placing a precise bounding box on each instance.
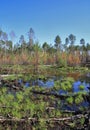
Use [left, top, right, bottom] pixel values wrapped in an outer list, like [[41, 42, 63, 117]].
[[0, 28, 90, 66]]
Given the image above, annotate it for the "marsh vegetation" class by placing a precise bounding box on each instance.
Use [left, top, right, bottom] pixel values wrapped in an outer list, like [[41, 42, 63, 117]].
[[0, 28, 90, 129]]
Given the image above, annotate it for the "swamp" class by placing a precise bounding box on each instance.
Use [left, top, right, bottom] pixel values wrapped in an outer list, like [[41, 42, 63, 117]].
[[0, 3, 90, 128], [0, 64, 90, 130]]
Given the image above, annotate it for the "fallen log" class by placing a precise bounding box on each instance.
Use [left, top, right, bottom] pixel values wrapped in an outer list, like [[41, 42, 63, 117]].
[[0, 117, 36, 122], [31, 90, 89, 100], [31, 90, 71, 99], [0, 113, 89, 122]]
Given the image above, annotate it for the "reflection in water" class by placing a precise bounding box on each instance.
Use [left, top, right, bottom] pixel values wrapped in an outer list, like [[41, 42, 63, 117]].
[[24, 77, 89, 93], [73, 80, 89, 92], [22, 75, 90, 111]]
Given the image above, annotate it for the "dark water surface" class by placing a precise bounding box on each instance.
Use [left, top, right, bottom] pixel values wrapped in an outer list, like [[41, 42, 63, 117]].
[[20, 75, 90, 93], [18, 73, 90, 111]]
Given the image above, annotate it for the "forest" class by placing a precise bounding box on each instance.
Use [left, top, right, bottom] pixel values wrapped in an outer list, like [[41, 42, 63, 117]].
[[0, 28, 90, 66]]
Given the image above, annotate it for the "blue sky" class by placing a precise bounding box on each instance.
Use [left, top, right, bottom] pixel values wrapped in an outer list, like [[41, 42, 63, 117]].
[[0, 0, 90, 45]]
